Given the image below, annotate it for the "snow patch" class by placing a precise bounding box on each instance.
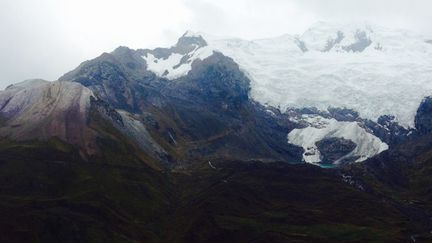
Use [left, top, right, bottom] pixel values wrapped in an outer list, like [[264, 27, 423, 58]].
[[287, 115, 388, 165], [142, 46, 214, 79], [208, 161, 217, 170]]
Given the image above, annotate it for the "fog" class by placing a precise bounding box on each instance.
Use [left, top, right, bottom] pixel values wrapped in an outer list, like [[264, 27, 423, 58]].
[[0, 0, 431, 88]]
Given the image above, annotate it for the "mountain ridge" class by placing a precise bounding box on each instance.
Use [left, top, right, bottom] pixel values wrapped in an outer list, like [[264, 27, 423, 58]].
[[140, 23, 432, 128], [5, 22, 430, 166]]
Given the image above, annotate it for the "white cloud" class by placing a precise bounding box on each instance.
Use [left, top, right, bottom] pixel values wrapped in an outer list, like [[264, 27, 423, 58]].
[[0, 0, 431, 88], [0, 0, 193, 88], [184, 0, 318, 39]]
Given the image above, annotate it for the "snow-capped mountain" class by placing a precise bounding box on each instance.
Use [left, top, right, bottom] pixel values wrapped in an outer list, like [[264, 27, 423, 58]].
[[136, 22, 432, 165], [142, 22, 432, 129], [2, 22, 430, 166]]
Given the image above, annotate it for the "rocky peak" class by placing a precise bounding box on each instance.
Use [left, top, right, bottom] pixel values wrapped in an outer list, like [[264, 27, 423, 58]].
[[175, 31, 208, 54], [300, 21, 375, 52], [139, 31, 208, 61]]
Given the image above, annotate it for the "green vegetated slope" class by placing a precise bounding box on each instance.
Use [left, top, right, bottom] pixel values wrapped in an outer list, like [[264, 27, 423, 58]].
[[0, 137, 422, 242]]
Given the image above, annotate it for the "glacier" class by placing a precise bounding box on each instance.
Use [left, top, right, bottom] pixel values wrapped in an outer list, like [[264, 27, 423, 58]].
[[140, 22, 432, 164], [142, 22, 432, 128]]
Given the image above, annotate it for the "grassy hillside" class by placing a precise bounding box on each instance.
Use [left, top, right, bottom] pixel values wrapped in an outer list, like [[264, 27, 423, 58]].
[[0, 139, 424, 242]]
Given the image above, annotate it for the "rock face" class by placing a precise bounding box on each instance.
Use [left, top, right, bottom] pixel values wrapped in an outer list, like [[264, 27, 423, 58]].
[[140, 32, 208, 58], [161, 52, 250, 114], [365, 115, 412, 146], [415, 96, 432, 134], [60, 44, 303, 165], [89, 96, 169, 162], [327, 107, 359, 122], [60, 50, 147, 110], [318, 29, 373, 53], [0, 79, 170, 163], [316, 137, 357, 165], [0, 80, 98, 153]]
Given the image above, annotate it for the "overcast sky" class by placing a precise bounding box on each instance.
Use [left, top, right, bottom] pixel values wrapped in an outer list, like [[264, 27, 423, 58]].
[[0, 0, 431, 88]]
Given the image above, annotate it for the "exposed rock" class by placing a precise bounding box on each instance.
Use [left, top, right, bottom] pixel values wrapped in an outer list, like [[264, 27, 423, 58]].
[[415, 96, 432, 134], [138, 32, 208, 59], [316, 137, 357, 164], [323, 31, 344, 52], [365, 115, 412, 145], [0, 80, 98, 154], [328, 107, 359, 122], [90, 96, 124, 127], [116, 110, 170, 163], [163, 52, 250, 112], [62, 47, 303, 164], [295, 38, 308, 52], [342, 30, 372, 52]]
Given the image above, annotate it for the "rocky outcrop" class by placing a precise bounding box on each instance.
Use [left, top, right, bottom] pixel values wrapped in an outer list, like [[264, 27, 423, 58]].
[[316, 137, 357, 165], [60, 45, 303, 164], [363, 115, 412, 146], [138, 32, 208, 59], [59, 47, 152, 111], [415, 96, 432, 134], [327, 107, 359, 122], [0, 79, 170, 164], [162, 52, 250, 113], [0, 80, 98, 154], [341, 30, 372, 52], [323, 31, 345, 52]]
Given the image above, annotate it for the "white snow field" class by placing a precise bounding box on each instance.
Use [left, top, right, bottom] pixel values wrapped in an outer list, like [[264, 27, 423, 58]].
[[143, 22, 432, 128], [287, 115, 388, 165], [142, 22, 432, 164]]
